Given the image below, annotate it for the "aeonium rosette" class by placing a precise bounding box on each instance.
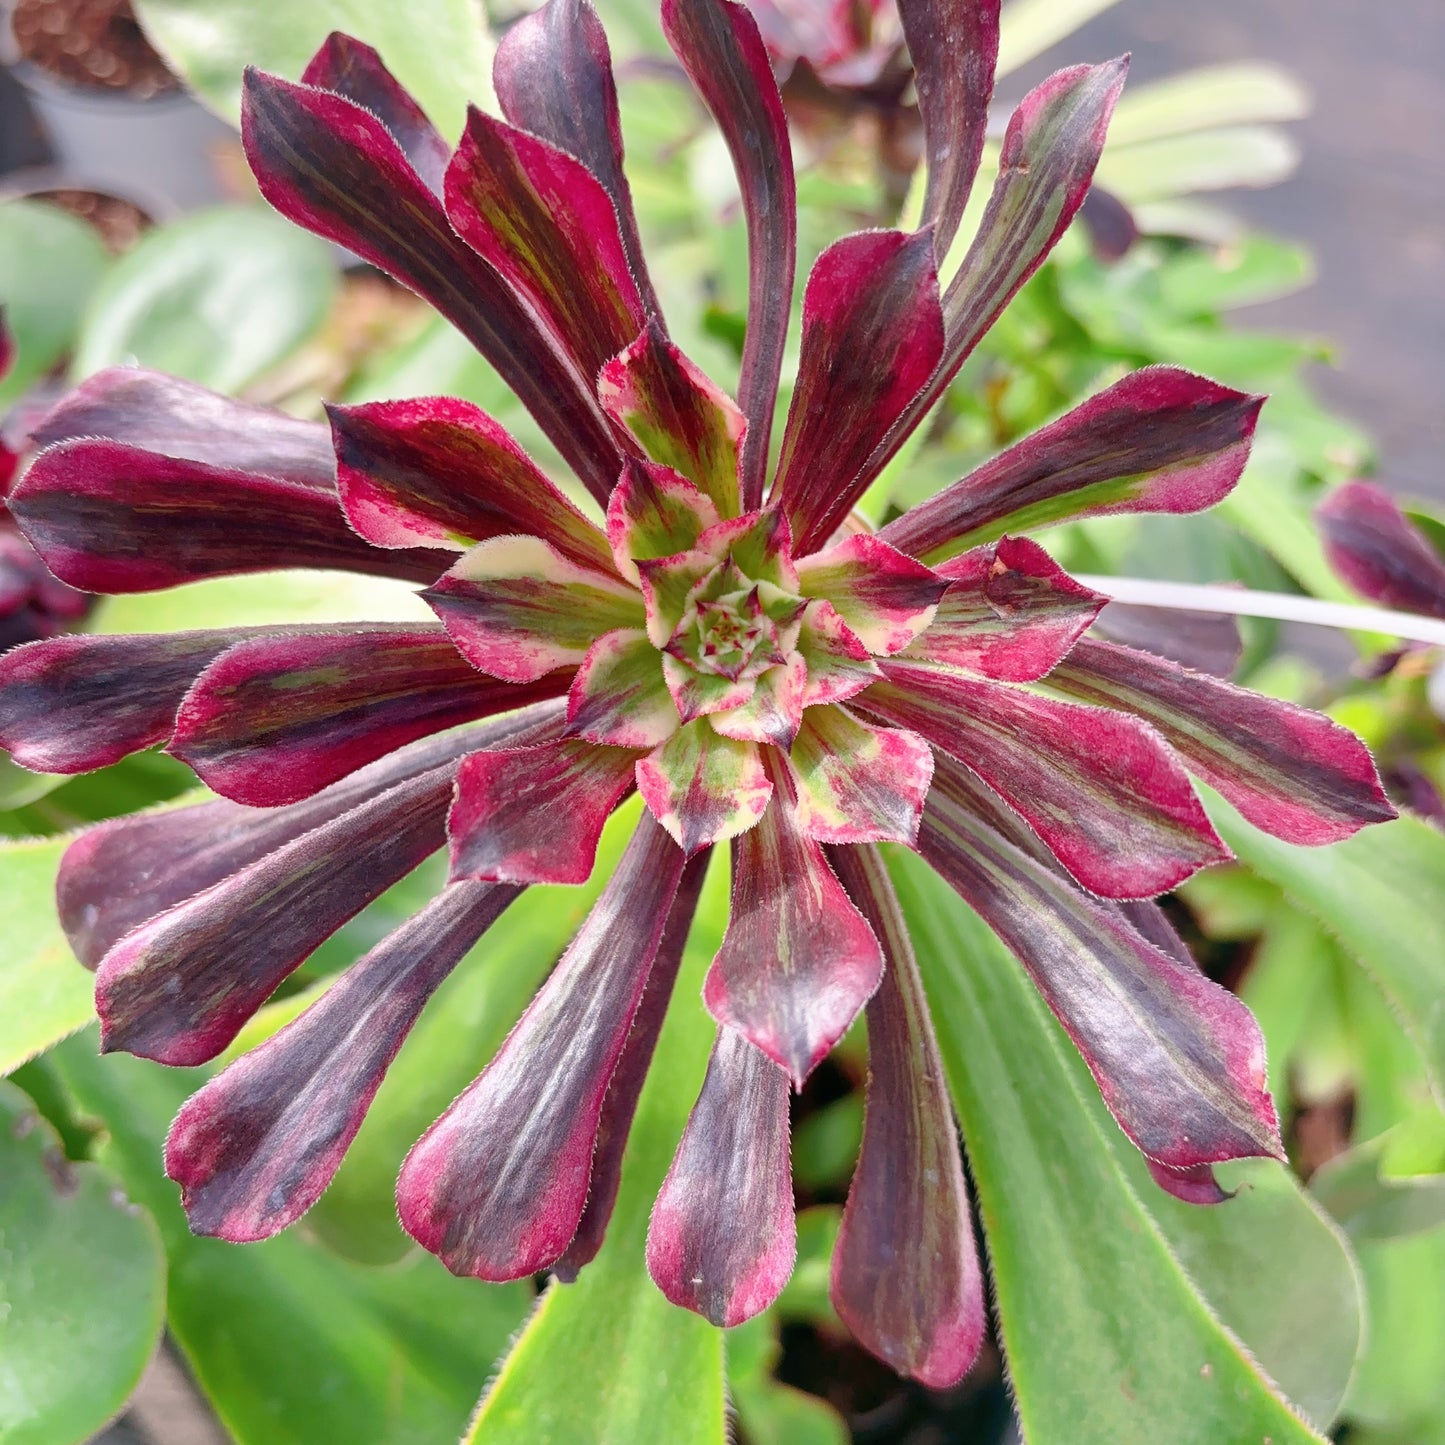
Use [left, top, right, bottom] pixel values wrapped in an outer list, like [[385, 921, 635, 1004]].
[[0, 0, 1395, 1386]]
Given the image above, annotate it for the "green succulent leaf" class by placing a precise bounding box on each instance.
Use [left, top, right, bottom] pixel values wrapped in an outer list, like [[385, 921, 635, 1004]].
[[0, 1079, 166, 1445], [889, 844, 1356, 1443]]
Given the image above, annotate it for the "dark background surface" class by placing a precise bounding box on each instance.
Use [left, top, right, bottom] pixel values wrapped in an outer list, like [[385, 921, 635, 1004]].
[[1055, 0, 1444, 503]]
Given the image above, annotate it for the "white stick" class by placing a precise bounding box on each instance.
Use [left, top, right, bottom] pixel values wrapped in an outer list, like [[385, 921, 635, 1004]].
[[1073, 576, 1445, 648]]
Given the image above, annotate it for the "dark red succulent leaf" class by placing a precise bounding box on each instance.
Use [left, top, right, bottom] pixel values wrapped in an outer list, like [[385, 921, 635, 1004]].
[[165, 881, 522, 1242], [1316, 481, 1445, 620], [1092, 599, 1244, 679], [662, 0, 795, 509], [396, 811, 685, 1280], [828, 844, 985, 1388], [647, 1025, 796, 1326], [240, 67, 622, 503], [1147, 1159, 1235, 1206]]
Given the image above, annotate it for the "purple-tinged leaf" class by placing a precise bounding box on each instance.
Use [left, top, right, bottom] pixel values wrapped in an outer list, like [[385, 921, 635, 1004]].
[[606, 457, 719, 584], [165, 881, 520, 1241], [636, 549, 717, 648], [905, 535, 1104, 680], [95, 763, 461, 1066], [828, 844, 985, 1387], [57, 709, 560, 968], [880, 367, 1262, 563], [663, 0, 794, 511], [1050, 638, 1396, 845], [708, 654, 806, 747], [646, 1026, 796, 1325], [0, 308, 13, 381], [556, 852, 710, 1278], [789, 706, 932, 845], [1316, 481, 1445, 620], [871, 662, 1227, 898], [698, 507, 798, 589], [567, 627, 679, 747], [169, 625, 563, 807], [795, 534, 947, 655], [661, 653, 756, 728], [10, 440, 447, 592], [919, 755, 1283, 1170], [448, 738, 637, 885], [898, 0, 999, 255], [425, 536, 644, 683], [0, 630, 265, 774], [493, 0, 661, 320], [1146, 1159, 1233, 1206], [1093, 600, 1243, 679], [862, 61, 1130, 490], [775, 230, 944, 553], [795, 600, 880, 706], [301, 33, 450, 193], [31, 368, 336, 487], [396, 812, 685, 1279], [1119, 899, 1199, 971], [636, 719, 772, 855], [241, 68, 621, 503], [598, 323, 744, 517], [704, 756, 883, 1084], [328, 395, 615, 570], [445, 108, 647, 387]]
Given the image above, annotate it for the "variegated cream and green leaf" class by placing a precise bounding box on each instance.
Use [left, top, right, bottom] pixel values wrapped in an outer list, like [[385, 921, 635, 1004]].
[[0, 0, 1395, 1394]]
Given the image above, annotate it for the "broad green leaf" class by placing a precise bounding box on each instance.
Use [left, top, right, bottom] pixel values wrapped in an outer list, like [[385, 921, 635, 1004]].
[[0, 837, 91, 1077], [1311, 1114, 1445, 1242], [1108, 64, 1310, 148], [1159, 235, 1316, 315], [0, 755, 65, 811], [0, 200, 111, 407], [49, 1034, 531, 1445], [312, 809, 639, 1261], [468, 852, 729, 1445], [727, 1316, 848, 1445], [1208, 799, 1445, 1103], [889, 846, 1339, 1443], [72, 206, 337, 394], [132, 0, 495, 137], [996, 0, 1125, 78], [0, 1080, 165, 1445], [1097, 127, 1300, 204]]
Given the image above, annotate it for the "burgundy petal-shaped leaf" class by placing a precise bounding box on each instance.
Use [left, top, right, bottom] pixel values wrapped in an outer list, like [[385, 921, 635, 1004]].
[[708, 655, 806, 748], [827, 844, 985, 1387], [881, 368, 1263, 563], [1317, 481, 1445, 620], [566, 627, 679, 747], [493, 0, 660, 318], [396, 812, 685, 1279], [10, 440, 447, 592], [1050, 638, 1396, 845], [241, 68, 621, 502], [775, 230, 944, 553], [598, 322, 744, 517], [862, 61, 1129, 490], [301, 33, 450, 193], [871, 662, 1227, 898], [606, 457, 719, 584], [663, 0, 794, 510], [795, 600, 880, 706], [646, 1026, 796, 1326], [424, 536, 644, 683], [1146, 1159, 1233, 1206], [445, 108, 647, 386], [556, 851, 710, 1279], [636, 719, 772, 855], [165, 881, 521, 1241], [30, 368, 336, 487], [328, 395, 614, 570], [95, 762, 462, 1066], [58, 709, 560, 968], [919, 755, 1282, 1169], [898, 0, 999, 254], [170, 625, 563, 806], [1093, 600, 1243, 679], [0, 629, 269, 773], [795, 534, 948, 655], [704, 758, 883, 1085], [788, 706, 932, 845], [903, 536, 1103, 681], [448, 738, 636, 885]]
